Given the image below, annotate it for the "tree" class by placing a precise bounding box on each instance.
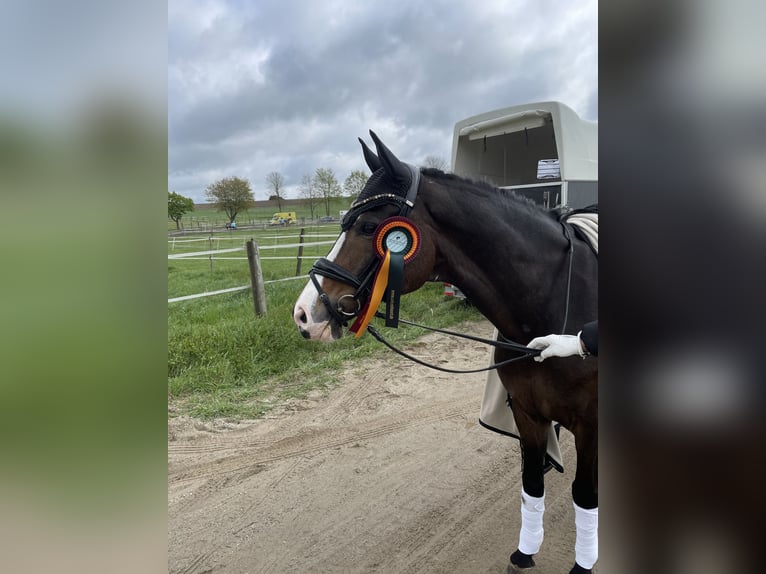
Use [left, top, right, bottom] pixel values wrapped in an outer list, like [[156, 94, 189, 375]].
[[343, 169, 369, 198], [266, 171, 285, 211], [423, 155, 449, 171], [314, 167, 342, 217], [205, 176, 254, 224], [299, 173, 320, 219], [168, 191, 194, 230]]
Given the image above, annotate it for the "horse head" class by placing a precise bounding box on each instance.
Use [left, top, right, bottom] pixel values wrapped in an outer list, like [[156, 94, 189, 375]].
[[293, 131, 436, 340]]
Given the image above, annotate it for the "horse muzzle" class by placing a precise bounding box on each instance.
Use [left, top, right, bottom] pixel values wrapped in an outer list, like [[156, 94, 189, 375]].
[[294, 259, 374, 341], [293, 302, 344, 341]]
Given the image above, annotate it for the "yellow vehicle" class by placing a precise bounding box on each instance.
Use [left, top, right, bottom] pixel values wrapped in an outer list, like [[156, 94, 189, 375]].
[[269, 211, 297, 225]]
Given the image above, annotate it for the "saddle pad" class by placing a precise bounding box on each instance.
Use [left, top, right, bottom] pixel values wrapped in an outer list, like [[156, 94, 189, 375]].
[[567, 212, 598, 255]]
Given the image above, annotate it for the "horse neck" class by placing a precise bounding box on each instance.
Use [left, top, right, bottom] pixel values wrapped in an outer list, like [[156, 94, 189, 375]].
[[420, 181, 570, 340]]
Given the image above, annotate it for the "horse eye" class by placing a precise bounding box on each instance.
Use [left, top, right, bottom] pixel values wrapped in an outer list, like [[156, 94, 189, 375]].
[[359, 222, 377, 235]]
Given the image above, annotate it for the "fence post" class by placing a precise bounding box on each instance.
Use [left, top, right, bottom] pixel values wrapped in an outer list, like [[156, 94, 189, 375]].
[[246, 239, 268, 317], [295, 227, 306, 276], [208, 233, 213, 273]]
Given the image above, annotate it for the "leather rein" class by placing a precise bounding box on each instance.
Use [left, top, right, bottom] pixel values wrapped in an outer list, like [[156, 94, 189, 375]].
[[307, 164, 583, 373]]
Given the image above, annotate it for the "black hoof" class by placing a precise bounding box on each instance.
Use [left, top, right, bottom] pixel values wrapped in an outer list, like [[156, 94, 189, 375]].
[[569, 563, 591, 574], [509, 549, 535, 571]]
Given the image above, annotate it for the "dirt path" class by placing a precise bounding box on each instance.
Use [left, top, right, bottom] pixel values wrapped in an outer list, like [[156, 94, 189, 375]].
[[169, 319, 588, 573]]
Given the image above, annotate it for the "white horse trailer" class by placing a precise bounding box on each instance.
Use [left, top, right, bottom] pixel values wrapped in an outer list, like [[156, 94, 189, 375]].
[[444, 101, 597, 298], [451, 101, 597, 209]]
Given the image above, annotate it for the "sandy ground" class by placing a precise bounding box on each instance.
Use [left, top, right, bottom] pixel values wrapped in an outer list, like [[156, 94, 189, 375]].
[[169, 319, 592, 573]]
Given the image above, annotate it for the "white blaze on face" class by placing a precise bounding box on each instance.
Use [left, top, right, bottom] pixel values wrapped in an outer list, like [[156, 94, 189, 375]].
[[293, 232, 347, 340]]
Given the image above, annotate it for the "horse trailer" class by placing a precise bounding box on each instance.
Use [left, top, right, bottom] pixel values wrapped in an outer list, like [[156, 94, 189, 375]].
[[443, 101, 597, 298], [450, 101, 597, 209]]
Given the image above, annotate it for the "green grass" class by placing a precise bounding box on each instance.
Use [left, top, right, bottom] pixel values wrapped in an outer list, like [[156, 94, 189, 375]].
[[168, 220, 484, 419], [168, 232, 483, 419]]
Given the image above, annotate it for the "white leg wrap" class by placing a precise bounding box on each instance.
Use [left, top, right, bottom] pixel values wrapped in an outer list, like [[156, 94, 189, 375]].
[[573, 503, 598, 569], [517, 489, 545, 555]]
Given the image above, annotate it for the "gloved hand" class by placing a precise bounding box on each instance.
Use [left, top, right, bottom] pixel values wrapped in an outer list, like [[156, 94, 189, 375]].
[[527, 333, 586, 362]]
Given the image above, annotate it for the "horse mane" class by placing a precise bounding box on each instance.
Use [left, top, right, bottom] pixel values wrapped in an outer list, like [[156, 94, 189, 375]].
[[420, 167, 560, 223]]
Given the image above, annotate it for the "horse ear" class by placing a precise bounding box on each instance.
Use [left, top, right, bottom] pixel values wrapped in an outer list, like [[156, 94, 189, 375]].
[[358, 137, 382, 173], [369, 130, 410, 185]]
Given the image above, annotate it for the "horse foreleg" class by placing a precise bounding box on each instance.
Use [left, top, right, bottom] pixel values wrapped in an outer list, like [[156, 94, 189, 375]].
[[571, 427, 598, 573], [509, 411, 549, 571]]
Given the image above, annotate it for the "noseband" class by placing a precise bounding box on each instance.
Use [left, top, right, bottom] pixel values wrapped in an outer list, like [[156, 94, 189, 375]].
[[307, 257, 376, 326], [307, 164, 421, 326]]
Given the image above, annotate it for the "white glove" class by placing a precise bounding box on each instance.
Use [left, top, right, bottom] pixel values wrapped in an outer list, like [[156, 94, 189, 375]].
[[528, 332, 585, 362]]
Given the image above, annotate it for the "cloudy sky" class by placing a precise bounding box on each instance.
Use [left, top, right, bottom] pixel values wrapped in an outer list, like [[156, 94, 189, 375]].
[[169, 0, 597, 202]]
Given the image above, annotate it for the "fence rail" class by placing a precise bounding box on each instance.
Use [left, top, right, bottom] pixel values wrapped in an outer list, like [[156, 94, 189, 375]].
[[168, 240, 334, 259], [168, 246, 243, 259], [167, 275, 308, 303], [171, 255, 320, 261], [167, 233, 337, 244], [168, 230, 326, 306]]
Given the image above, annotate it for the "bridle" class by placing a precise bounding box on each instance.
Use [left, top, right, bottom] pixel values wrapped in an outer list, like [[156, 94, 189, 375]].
[[307, 163, 421, 328]]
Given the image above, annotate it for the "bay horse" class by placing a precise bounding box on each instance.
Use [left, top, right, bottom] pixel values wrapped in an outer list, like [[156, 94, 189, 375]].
[[293, 131, 598, 573]]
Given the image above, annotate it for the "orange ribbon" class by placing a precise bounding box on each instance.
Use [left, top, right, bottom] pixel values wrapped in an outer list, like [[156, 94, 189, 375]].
[[353, 249, 391, 338]]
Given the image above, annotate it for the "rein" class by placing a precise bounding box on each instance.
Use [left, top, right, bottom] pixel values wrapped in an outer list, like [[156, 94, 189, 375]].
[[361, 223, 576, 374], [366, 315, 540, 374]]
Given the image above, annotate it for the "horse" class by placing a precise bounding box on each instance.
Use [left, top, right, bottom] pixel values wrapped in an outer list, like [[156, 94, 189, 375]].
[[293, 131, 598, 573]]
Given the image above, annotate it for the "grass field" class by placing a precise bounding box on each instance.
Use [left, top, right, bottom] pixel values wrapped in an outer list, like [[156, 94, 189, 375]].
[[168, 223, 483, 419]]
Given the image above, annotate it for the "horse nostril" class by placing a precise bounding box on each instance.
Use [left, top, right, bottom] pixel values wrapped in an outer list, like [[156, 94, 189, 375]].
[[294, 305, 308, 326]]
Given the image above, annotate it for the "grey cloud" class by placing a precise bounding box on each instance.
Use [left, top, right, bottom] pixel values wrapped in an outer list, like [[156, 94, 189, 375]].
[[169, 0, 597, 201]]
